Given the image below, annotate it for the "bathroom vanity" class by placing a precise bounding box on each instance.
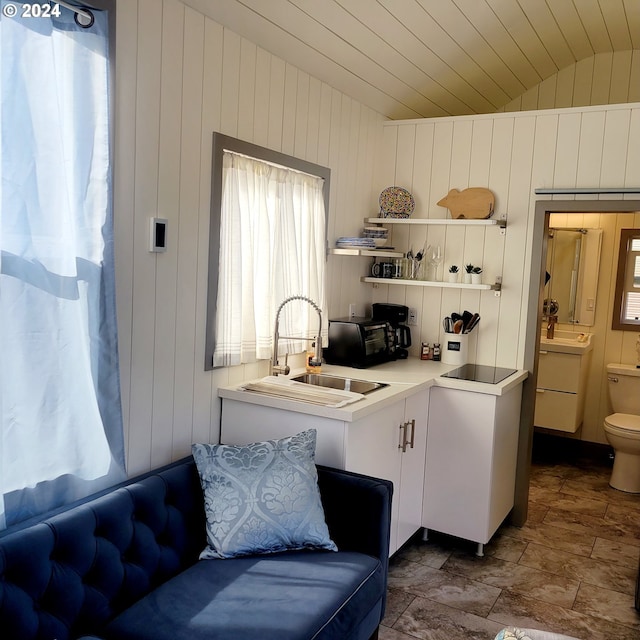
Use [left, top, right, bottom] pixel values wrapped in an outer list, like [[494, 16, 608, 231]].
[[535, 331, 593, 433], [219, 360, 527, 555]]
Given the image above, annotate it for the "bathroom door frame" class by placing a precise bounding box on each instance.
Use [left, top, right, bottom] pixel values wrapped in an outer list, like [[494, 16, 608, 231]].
[[513, 198, 640, 527]]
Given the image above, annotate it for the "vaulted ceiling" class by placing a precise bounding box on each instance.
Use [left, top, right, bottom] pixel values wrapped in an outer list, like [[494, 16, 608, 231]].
[[181, 0, 639, 119]]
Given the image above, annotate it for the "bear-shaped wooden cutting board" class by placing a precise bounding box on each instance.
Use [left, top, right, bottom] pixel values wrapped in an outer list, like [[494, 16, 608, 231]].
[[437, 187, 494, 219]]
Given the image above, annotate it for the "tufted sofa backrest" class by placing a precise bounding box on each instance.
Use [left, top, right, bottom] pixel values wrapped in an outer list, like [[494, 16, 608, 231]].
[[0, 459, 206, 640]]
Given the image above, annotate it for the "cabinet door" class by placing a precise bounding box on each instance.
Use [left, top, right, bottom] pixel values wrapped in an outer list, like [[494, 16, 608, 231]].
[[537, 352, 581, 393], [397, 389, 429, 549], [423, 387, 495, 543], [346, 399, 405, 554], [534, 388, 580, 432]]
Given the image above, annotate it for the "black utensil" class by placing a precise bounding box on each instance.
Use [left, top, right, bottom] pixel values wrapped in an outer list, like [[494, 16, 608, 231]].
[[465, 314, 481, 333]]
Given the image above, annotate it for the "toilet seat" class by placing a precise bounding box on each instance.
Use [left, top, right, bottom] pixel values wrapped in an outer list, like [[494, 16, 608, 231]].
[[604, 413, 640, 436]]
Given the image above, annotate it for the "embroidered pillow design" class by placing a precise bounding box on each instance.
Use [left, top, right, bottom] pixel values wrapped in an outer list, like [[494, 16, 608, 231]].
[[192, 429, 337, 559]]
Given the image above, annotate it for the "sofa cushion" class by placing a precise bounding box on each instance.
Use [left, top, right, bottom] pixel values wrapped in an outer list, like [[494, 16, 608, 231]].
[[192, 429, 336, 559], [101, 550, 383, 640]]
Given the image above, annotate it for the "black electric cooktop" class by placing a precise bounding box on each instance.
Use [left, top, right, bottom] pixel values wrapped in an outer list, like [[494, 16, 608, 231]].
[[441, 364, 517, 384]]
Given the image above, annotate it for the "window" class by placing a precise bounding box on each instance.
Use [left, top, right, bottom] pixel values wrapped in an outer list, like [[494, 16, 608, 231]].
[[0, 0, 124, 529], [205, 134, 330, 370], [612, 229, 640, 331]]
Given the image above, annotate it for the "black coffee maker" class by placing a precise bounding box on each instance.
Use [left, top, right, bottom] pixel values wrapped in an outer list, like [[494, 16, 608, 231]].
[[372, 303, 411, 359]]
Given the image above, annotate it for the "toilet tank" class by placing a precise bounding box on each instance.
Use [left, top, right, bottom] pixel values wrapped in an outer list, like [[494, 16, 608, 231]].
[[607, 363, 640, 414]]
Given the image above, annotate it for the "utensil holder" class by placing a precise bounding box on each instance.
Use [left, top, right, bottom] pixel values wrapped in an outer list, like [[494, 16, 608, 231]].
[[442, 333, 468, 366], [407, 258, 423, 280]]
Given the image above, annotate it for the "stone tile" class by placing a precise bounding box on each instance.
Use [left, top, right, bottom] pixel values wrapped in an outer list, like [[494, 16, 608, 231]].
[[394, 596, 505, 640], [395, 540, 454, 570], [560, 464, 612, 484], [388, 558, 501, 617], [443, 551, 579, 608], [559, 477, 636, 506], [524, 501, 549, 525], [530, 471, 565, 491], [603, 487, 640, 511], [591, 537, 640, 567], [605, 503, 640, 529], [488, 590, 640, 640], [573, 582, 640, 632], [543, 507, 640, 547], [499, 521, 595, 557], [383, 588, 416, 627], [528, 485, 608, 517], [519, 542, 637, 595], [379, 625, 419, 640], [530, 463, 571, 481], [483, 532, 528, 563]]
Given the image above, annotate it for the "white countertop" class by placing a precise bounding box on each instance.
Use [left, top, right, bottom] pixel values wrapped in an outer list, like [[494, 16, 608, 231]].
[[218, 359, 529, 423]]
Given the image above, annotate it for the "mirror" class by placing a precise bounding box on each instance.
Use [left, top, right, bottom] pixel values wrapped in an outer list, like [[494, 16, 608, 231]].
[[544, 227, 603, 326]]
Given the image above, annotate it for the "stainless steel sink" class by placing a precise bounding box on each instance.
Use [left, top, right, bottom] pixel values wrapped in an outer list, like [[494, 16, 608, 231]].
[[290, 373, 387, 395]]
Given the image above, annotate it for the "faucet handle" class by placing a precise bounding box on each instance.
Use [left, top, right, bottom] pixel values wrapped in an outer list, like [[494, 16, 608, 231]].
[[273, 352, 290, 376]]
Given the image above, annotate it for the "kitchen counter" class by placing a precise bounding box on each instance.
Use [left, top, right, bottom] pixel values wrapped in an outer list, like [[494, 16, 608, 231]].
[[218, 358, 528, 422], [219, 357, 529, 555]]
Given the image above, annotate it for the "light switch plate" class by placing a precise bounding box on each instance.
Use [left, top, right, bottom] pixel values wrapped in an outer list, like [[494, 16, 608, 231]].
[[408, 308, 418, 325]]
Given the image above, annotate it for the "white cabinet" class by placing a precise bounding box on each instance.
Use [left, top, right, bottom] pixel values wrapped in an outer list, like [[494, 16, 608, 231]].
[[345, 390, 428, 553], [221, 388, 429, 555], [535, 349, 592, 433], [423, 384, 522, 552]]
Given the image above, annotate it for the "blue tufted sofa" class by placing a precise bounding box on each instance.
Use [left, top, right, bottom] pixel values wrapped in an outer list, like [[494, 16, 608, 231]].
[[0, 457, 392, 640]]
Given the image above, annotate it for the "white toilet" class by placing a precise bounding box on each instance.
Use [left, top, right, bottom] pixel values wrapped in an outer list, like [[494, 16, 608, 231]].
[[604, 363, 640, 493]]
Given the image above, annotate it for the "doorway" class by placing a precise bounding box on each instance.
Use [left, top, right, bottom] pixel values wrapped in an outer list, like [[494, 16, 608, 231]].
[[513, 199, 640, 526]]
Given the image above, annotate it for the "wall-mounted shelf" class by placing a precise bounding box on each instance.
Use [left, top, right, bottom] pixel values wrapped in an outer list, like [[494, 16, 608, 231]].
[[361, 276, 502, 296], [365, 217, 507, 234], [329, 248, 403, 258]]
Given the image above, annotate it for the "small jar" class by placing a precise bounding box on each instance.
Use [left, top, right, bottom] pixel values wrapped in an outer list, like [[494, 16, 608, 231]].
[[433, 343, 441, 361], [420, 342, 431, 360]]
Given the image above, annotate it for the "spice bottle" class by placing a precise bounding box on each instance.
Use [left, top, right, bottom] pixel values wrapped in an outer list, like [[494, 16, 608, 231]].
[[433, 343, 441, 361], [306, 342, 322, 373], [420, 342, 431, 360]]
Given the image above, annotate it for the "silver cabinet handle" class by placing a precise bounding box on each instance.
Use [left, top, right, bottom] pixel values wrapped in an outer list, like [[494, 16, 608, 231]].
[[539, 350, 548, 355], [398, 420, 416, 453], [608, 376, 618, 383], [408, 419, 415, 449], [398, 422, 407, 452]]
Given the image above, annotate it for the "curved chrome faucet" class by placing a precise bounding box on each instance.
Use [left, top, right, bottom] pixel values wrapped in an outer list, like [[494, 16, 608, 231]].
[[272, 295, 323, 376]]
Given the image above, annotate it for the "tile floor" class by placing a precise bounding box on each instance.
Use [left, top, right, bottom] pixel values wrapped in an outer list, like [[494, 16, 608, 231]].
[[381, 446, 640, 640]]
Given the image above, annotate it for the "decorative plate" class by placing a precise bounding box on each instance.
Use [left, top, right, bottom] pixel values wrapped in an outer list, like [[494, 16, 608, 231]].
[[379, 186, 415, 218]]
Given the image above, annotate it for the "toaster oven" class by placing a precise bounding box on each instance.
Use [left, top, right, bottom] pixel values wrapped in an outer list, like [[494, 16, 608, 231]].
[[324, 317, 393, 368]]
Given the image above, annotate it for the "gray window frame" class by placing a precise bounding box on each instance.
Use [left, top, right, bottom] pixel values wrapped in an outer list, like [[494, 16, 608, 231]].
[[204, 133, 331, 370]]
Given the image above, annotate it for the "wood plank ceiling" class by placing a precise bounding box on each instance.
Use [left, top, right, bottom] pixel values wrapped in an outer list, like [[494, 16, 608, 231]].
[[181, 0, 639, 119]]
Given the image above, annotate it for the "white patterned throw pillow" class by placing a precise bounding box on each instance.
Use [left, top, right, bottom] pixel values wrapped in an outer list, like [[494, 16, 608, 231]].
[[192, 429, 337, 559]]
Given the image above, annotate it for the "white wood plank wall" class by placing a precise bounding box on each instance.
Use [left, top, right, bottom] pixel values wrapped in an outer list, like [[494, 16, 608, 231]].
[[114, 0, 385, 476], [501, 52, 640, 113], [373, 102, 640, 443]]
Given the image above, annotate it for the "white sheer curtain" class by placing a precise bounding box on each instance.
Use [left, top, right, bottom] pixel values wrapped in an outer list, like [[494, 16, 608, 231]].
[[213, 152, 327, 368], [0, 4, 125, 528]]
